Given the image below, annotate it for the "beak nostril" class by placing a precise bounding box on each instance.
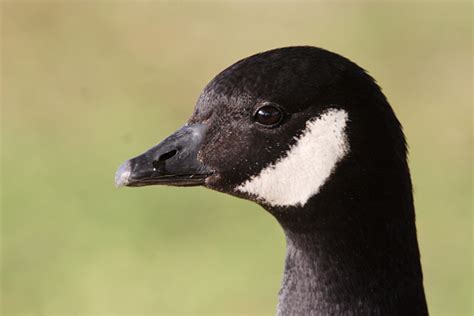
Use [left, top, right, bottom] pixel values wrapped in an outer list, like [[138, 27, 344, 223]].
[[153, 149, 178, 170], [158, 149, 178, 161]]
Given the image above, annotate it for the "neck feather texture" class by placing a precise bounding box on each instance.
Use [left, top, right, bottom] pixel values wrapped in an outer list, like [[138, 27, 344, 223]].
[[275, 219, 428, 315]]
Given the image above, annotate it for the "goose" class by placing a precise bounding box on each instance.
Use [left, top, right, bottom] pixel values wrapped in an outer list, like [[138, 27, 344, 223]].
[[115, 46, 428, 315]]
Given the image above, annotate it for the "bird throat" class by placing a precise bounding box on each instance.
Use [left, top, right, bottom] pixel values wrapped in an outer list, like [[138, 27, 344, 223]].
[[273, 209, 429, 315]]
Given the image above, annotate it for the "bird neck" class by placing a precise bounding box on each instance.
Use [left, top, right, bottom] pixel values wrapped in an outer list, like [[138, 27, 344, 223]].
[[274, 211, 428, 315]]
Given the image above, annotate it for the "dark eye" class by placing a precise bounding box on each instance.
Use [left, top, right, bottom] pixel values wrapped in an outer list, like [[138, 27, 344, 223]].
[[254, 104, 284, 127]]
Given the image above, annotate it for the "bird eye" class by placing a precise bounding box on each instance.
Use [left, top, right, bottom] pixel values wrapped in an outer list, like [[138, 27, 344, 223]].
[[254, 104, 284, 127]]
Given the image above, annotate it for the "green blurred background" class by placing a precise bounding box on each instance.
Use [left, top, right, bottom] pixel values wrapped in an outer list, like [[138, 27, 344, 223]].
[[1, 1, 472, 315]]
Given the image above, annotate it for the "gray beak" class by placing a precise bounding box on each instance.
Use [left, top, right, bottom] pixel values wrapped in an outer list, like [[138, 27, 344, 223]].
[[115, 124, 213, 188]]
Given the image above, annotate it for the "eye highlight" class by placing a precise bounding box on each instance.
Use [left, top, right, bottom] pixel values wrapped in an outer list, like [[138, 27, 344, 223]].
[[254, 104, 284, 127]]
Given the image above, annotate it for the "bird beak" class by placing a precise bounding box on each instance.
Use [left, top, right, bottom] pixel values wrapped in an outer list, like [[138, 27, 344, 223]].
[[115, 124, 213, 188]]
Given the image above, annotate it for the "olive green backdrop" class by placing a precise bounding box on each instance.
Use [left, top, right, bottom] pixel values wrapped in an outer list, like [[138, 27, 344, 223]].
[[1, 1, 472, 315]]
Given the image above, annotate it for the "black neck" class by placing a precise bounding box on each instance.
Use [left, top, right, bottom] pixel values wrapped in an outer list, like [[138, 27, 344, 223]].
[[275, 219, 428, 315]]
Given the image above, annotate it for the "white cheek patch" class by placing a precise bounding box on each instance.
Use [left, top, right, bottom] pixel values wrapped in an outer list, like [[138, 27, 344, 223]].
[[235, 108, 349, 207]]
